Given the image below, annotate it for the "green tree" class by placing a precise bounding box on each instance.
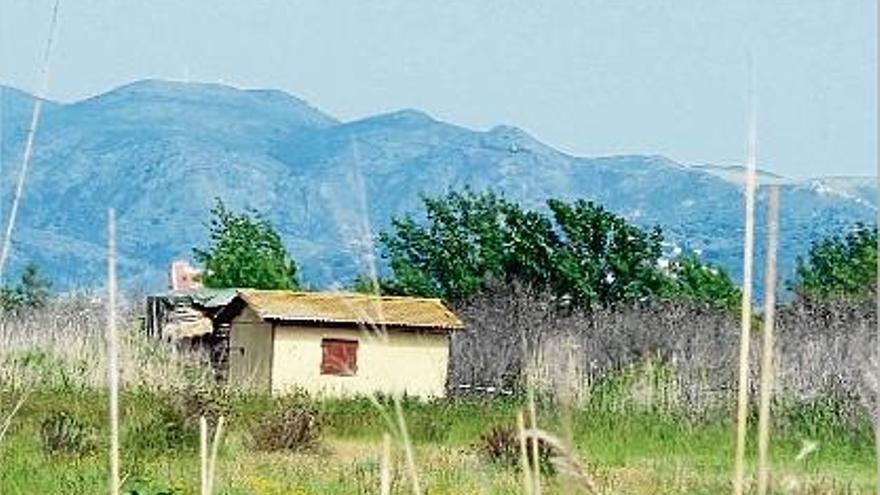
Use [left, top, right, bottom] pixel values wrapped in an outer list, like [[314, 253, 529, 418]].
[[350, 274, 384, 294], [546, 199, 666, 307], [194, 199, 299, 290], [379, 190, 681, 308], [661, 252, 741, 312], [0, 261, 53, 312], [17, 262, 52, 308], [791, 224, 877, 301], [0, 287, 22, 312], [379, 189, 520, 301], [379, 189, 562, 301]]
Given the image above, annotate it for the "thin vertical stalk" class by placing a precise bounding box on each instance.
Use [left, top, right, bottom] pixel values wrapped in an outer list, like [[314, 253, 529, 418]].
[[874, 6, 880, 493], [517, 411, 534, 495], [528, 389, 541, 495], [107, 209, 120, 495], [207, 416, 225, 495], [380, 433, 392, 495], [200, 416, 209, 495], [0, 0, 61, 283], [733, 59, 758, 495], [756, 186, 780, 495], [875, 3, 880, 491], [0, 394, 27, 447], [393, 398, 421, 495]]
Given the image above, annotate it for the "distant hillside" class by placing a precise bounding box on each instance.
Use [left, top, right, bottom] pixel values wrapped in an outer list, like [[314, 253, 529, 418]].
[[0, 80, 876, 295]]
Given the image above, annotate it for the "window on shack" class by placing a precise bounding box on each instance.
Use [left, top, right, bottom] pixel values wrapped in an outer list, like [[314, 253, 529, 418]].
[[320, 338, 358, 376]]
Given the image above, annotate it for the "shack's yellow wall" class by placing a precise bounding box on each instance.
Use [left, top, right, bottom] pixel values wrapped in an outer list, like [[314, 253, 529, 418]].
[[227, 306, 273, 392], [271, 325, 450, 398]]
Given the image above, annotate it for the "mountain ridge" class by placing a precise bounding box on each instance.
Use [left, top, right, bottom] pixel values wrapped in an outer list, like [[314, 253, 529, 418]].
[[0, 80, 876, 294]]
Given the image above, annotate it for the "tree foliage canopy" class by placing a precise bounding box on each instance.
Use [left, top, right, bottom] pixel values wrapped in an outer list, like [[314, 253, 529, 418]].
[[379, 189, 737, 310], [194, 199, 299, 290], [660, 253, 741, 312], [1, 261, 53, 312], [792, 223, 877, 301]]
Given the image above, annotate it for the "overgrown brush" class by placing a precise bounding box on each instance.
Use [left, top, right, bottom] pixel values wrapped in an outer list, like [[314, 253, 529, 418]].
[[478, 424, 555, 475], [125, 393, 198, 455], [0, 295, 213, 393], [453, 282, 878, 425], [178, 379, 231, 424], [40, 410, 97, 456], [249, 394, 322, 452]]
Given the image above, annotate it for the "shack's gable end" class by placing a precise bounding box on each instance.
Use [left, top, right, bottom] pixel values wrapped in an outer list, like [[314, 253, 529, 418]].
[[232, 304, 264, 324], [227, 306, 273, 391], [270, 324, 450, 398]]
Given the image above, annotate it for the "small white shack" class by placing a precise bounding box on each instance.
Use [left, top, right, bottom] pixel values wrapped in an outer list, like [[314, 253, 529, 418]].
[[214, 290, 464, 398]]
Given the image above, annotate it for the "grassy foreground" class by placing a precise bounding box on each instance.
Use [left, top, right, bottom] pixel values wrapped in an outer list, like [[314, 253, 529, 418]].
[[0, 387, 874, 494]]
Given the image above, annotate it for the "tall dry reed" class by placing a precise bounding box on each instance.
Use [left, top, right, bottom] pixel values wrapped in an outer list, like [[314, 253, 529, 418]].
[[0, 296, 212, 392], [452, 281, 877, 420], [756, 186, 780, 495]]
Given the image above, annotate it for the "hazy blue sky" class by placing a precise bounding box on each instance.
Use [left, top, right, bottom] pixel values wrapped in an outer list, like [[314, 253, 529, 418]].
[[2, 0, 876, 177]]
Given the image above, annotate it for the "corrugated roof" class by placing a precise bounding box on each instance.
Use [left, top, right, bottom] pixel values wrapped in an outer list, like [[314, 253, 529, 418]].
[[151, 288, 239, 308], [237, 290, 464, 330]]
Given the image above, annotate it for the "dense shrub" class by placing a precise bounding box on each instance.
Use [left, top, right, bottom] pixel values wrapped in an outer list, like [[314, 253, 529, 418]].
[[122, 476, 179, 495], [250, 395, 322, 452], [178, 380, 231, 423], [40, 410, 96, 456], [125, 394, 198, 455], [478, 424, 554, 474]]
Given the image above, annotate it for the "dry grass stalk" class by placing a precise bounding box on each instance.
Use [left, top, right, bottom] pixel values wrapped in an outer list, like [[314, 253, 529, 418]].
[[0, 0, 60, 284], [207, 416, 225, 495], [107, 209, 121, 495], [0, 393, 27, 448], [517, 411, 534, 495], [523, 428, 600, 494], [200, 416, 209, 495], [733, 65, 759, 495], [875, 54, 880, 494], [0, 0, 59, 478], [528, 389, 541, 495], [756, 187, 780, 495], [380, 433, 392, 495], [366, 394, 401, 440], [874, 262, 880, 495], [393, 398, 422, 495]]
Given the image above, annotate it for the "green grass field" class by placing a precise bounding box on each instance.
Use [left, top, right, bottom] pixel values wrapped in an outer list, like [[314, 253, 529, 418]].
[[0, 387, 874, 494]]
